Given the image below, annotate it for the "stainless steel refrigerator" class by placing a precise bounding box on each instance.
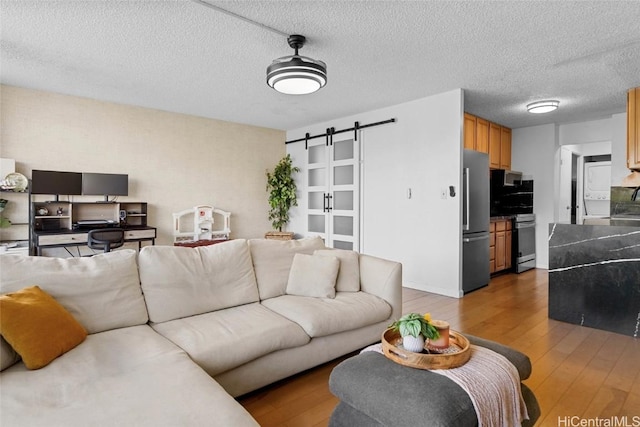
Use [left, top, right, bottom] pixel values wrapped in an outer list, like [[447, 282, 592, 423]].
[[462, 149, 490, 293]]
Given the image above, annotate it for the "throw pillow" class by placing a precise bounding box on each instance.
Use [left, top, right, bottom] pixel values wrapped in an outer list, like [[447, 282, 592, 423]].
[[286, 253, 340, 299], [0, 286, 88, 370], [314, 249, 360, 292]]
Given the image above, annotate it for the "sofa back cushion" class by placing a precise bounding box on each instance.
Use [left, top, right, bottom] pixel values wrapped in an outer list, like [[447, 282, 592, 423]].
[[139, 239, 259, 323], [314, 249, 360, 292], [0, 250, 147, 334], [248, 237, 326, 300]]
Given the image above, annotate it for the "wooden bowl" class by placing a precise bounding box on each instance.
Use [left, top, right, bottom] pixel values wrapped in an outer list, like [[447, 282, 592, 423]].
[[381, 328, 471, 370]]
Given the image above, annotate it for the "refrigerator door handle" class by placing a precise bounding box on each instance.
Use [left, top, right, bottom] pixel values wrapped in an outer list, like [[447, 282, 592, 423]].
[[463, 234, 490, 243], [463, 167, 470, 231]]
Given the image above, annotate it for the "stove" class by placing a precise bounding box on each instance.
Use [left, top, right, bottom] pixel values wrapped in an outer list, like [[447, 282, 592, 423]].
[[513, 214, 536, 273]]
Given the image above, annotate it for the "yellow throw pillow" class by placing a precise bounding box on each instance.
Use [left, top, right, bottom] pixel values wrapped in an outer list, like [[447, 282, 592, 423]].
[[0, 286, 88, 369]]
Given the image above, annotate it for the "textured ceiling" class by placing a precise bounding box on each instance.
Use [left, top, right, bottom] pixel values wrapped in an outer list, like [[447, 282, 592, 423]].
[[2, 0, 640, 131]]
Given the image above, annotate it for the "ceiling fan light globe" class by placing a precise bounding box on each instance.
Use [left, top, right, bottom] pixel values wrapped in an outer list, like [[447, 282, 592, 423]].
[[527, 100, 559, 114]]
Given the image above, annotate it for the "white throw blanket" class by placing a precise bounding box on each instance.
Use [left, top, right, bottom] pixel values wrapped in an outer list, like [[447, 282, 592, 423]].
[[361, 344, 529, 427]]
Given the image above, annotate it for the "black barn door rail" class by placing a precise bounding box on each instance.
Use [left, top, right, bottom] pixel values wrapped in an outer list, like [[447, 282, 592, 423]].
[[285, 118, 396, 149]]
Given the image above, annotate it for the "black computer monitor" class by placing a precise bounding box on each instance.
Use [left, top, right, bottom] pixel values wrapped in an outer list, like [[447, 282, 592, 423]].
[[82, 173, 128, 202], [31, 170, 83, 199]]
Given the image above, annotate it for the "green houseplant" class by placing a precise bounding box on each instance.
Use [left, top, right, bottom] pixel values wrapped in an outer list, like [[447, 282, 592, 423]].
[[389, 312, 439, 353], [265, 154, 300, 238], [0, 199, 11, 228]]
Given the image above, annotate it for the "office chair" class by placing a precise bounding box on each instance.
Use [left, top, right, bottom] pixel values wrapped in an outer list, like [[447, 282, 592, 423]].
[[87, 228, 125, 253]]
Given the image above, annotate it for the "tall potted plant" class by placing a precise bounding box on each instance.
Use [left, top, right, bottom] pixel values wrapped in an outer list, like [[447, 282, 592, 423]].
[[265, 154, 300, 240]]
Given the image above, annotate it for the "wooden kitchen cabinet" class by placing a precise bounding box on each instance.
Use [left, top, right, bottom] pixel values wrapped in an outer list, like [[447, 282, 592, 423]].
[[495, 220, 506, 271], [489, 122, 501, 168], [490, 218, 512, 274], [628, 87, 640, 170], [464, 112, 510, 167], [464, 113, 476, 150], [476, 117, 489, 154], [490, 225, 499, 273], [464, 113, 489, 154], [489, 123, 512, 170], [500, 127, 512, 170]]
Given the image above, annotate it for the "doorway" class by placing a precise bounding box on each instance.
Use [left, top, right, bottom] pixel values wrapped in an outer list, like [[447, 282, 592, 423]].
[[558, 142, 612, 224], [570, 153, 578, 224]]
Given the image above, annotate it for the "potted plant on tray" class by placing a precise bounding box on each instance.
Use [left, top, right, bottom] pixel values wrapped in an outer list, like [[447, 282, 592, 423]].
[[265, 154, 300, 240], [389, 312, 440, 353]]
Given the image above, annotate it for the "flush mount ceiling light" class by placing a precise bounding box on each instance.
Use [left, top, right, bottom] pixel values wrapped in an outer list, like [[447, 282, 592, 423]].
[[267, 35, 327, 95], [527, 100, 559, 114]]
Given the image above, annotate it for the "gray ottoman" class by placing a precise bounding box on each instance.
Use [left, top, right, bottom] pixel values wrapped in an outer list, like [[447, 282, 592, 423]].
[[328, 335, 540, 427]]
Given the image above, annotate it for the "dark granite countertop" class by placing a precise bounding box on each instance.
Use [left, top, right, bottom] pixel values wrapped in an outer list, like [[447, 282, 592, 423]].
[[568, 218, 640, 227], [490, 215, 515, 222], [548, 222, 640, 338]]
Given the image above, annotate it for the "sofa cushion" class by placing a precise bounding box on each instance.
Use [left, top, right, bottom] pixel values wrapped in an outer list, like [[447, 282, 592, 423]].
[[0, 325, 259, 427], [261, 292, 392, 338], [248, 237, 326, 300], [315, 249, 360, 292], [286, 253, 339, 299], [139, 239, 259, 323], [0, 286, 87, 370], [0, 250, 148, 334], [0, 336, 20, 371], [151, 302, 310, 377]]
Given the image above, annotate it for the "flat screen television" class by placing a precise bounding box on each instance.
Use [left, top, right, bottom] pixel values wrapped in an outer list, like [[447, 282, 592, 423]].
[[82, 173, 128, 201], [31, 170, 83, 199]]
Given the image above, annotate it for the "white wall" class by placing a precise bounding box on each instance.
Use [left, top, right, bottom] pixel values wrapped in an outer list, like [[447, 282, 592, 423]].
[[287, 89, 464, 297], [558, 117, 612, 145], [0, 85, 285, 254], [511, 124, 556, 269], [558, 114, 628, 184], [511, 114, 628, 269]]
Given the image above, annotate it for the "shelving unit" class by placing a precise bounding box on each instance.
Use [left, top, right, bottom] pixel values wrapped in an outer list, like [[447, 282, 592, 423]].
[[33, 201, 149, 231], [0, 188, 31, 255], [31, 200, 155, 255]]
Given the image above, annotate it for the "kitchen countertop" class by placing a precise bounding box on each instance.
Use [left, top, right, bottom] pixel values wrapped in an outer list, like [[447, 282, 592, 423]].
[[568, 217, 640, 227], [490, 216, 514, 222], [548, 222, 640, 338]]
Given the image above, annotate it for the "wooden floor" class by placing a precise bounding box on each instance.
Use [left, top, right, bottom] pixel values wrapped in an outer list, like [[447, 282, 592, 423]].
[[238, 269, 640, 426]]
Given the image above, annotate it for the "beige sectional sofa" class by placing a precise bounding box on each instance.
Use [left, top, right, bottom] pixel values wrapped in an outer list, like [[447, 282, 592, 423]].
[[0, 237, 402, 426]]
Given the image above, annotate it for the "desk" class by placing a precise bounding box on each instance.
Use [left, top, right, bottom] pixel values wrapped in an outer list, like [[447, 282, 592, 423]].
[[33, 226, 156, 256]]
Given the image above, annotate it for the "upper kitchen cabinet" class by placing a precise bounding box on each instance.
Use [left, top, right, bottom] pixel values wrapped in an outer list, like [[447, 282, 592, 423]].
[[464, 113, 476, 150], [489, 122, 501, 168], [489, 122, 511, 170], [464, 113, 489, 153], [476, 117, 489, 153], [500, 126, 512, 171], [628, 87, 640, 170], [464, 112, 510, 169]]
